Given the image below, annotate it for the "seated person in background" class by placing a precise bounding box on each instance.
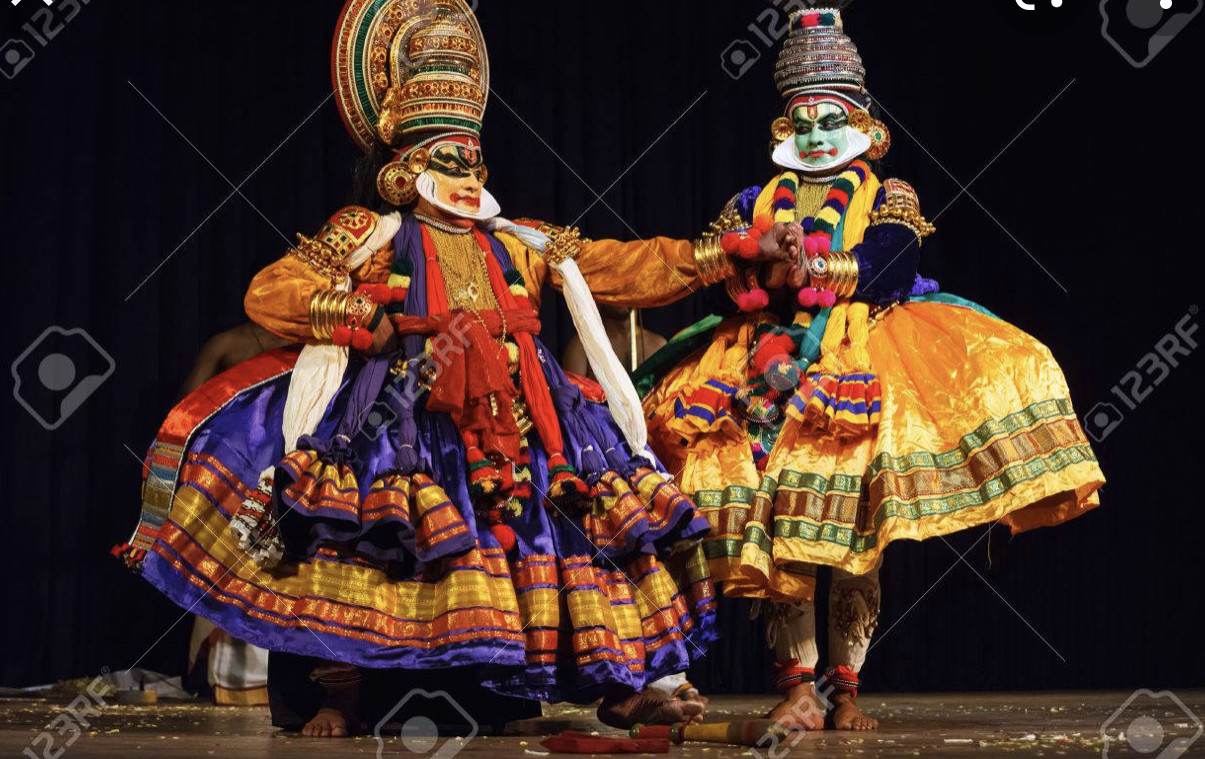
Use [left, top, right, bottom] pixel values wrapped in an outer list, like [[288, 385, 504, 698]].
[[563, 305, 666, 379]]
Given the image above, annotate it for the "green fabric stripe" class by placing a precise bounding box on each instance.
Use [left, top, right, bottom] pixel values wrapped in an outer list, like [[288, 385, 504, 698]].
[[772, 442, 1097, 554], [866, 398, 1077, 478], [632, 314, 725, 398], [691, 398, 1098, 556], [909, 292, 1001, 321]]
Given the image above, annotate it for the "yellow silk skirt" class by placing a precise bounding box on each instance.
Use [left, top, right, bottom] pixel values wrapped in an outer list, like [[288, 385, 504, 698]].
[[645, 300, 1104, 602]]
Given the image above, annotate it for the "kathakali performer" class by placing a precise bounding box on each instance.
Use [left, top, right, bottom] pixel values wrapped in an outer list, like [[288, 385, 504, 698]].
[[636, 5, 1105, 731], [111, 0, 801, 736]]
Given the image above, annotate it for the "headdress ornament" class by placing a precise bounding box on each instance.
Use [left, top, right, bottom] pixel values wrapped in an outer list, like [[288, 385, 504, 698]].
[[770, 3, 890, 170], [774, 3, 866, 105], [333, 0, 489, 154]]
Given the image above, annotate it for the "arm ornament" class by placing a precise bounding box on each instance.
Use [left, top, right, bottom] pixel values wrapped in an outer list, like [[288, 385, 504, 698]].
[[537, 223, 589, 267], [694, 196, 748, 286], [868, 179, 935, 242], [808, 251, 859, 299], [310, 289, 383, 348], [309, 289, 355, 341], [289, 206, 379, 285], [693, 236, 737, 286]]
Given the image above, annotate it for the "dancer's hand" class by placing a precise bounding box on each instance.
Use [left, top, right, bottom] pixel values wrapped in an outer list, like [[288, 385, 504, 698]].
[[755, 222, 804, 263]]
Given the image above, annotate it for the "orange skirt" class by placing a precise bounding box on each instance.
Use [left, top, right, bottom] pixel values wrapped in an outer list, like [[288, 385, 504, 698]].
[[645, 300, 1105, 602]]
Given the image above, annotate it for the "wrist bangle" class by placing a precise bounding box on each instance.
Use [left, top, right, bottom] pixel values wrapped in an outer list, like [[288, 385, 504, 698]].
[[809, 252, 860, 299], [694, 236, 737, 286], [309, 290, 352, 341]]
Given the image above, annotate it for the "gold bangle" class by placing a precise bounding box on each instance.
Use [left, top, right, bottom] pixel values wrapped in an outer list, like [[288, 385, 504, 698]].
[[811, 252, 859, 299], [309, 290, 352, 341], [693, 236, 736, 286]]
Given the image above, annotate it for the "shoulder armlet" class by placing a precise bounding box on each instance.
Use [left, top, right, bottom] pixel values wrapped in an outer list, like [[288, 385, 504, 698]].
[[869, 179, 935, 240], [315, 206, 378, 257], [511, 219, 589, 266], [290, 206, 379, 283], [706, 185, 763, 236]]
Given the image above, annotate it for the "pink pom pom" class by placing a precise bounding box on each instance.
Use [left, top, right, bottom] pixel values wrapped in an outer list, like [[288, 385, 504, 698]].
[[737, 235, 761, 260], [817, 289, 837, 308], [803, 236, 820, 256], [815, 236, 831, 254], [797, 288, 819, 309]]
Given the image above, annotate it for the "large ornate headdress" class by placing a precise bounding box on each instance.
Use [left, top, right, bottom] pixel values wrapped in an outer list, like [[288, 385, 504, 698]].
[[333, 0, 495, 213], [768, 5, 890, 173]]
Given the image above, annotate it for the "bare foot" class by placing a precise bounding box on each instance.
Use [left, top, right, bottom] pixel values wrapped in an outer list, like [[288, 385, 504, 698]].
[[597, 690, 706, 729], [765, 683, 826, 731], [302, 707, 352, 738], [680, 686, 710, 709], [829, 692, 878, 731], [301, 684, 360, 738]]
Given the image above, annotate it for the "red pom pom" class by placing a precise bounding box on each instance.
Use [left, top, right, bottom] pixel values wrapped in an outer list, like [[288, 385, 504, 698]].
[[803, 236, 820, 256], [815, 236, 832, 254], [720, 232, 742, 255], [332, 326, 353, 347], [753, 334, 797, 375], [490, 524, 517, 553], [738, 235, 761, 260], [351, 329, 374, 351], [817, 289, 837, 308], [392, 287, 408, 302], [372, 284, 393, 304], [753, 215, 774, 235], [797, 288, 819, 308]]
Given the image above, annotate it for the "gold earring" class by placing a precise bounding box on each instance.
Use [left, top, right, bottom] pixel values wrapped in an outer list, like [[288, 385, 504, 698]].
[[771, 116, 796, 142], [377, 161, 417, 206], [849, 110, 891, 161], [377, 148, 431, 207]]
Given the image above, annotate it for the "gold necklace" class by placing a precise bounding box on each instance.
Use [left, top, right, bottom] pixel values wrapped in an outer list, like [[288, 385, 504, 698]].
[[428, 226, 499, 312], [796, 181, 833, 222]]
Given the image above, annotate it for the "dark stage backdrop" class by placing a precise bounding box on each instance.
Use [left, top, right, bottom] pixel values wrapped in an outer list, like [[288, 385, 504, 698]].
[[2, 0, 1201, 694]]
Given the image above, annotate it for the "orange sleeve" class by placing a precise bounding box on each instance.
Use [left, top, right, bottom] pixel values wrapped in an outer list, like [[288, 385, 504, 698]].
[[498, 228, 700, 309], [570, 237, 700, 308], [243, 207, 390, 344], [244, 255, 330, 344]]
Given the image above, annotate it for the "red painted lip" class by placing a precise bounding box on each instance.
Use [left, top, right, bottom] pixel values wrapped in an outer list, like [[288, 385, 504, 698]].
[[451, 194, 481, 208]]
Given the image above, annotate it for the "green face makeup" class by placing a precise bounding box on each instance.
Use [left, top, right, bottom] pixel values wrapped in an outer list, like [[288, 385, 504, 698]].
[[793, 102, 851, 169]]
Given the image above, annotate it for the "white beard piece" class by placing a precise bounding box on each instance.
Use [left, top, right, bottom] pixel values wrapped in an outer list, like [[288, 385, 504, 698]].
[[416, 172, 502, 221], [772, 127, 873, 174]]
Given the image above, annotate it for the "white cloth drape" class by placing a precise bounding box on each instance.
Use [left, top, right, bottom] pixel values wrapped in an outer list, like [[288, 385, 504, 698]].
[[487, 218, 654, 464]]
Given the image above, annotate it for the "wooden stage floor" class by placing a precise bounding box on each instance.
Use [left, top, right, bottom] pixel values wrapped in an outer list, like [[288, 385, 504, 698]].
[[2, 690, 1202, 758]]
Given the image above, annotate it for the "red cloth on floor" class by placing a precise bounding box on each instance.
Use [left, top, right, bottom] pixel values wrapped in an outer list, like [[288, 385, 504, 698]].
[[541, 731, 670, 754]]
